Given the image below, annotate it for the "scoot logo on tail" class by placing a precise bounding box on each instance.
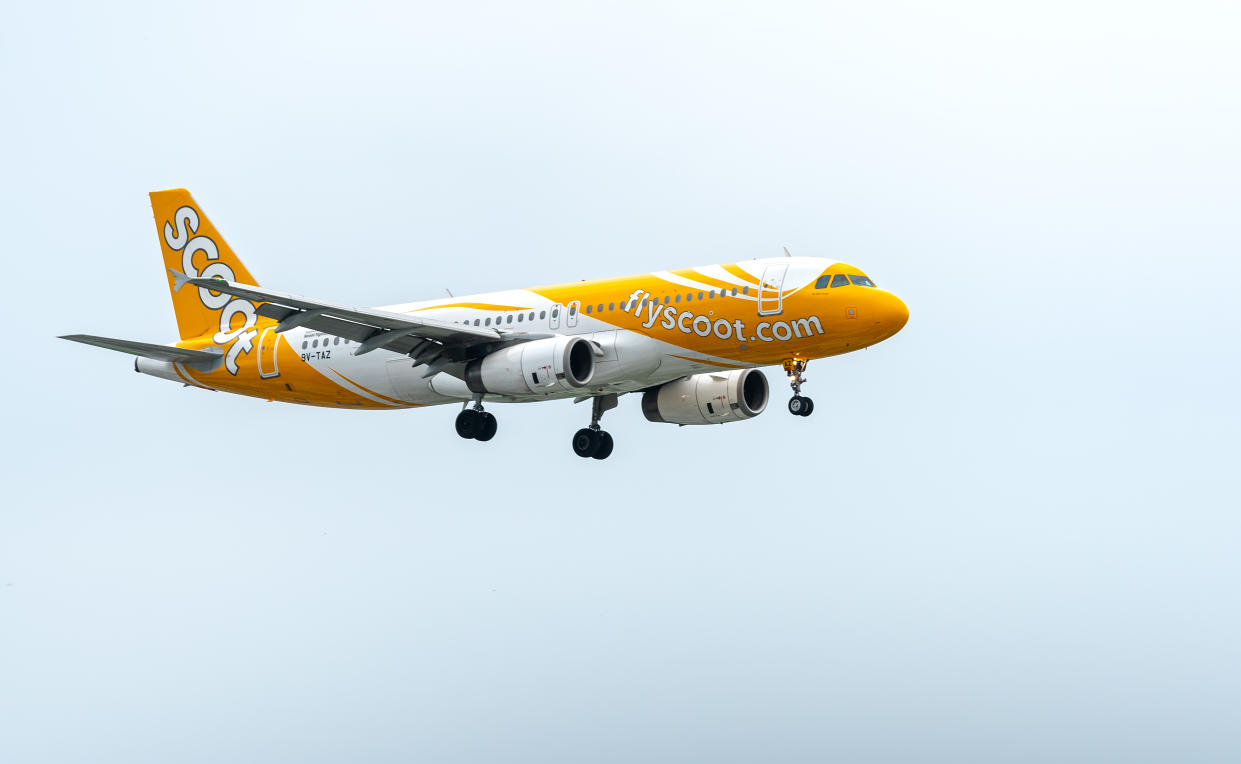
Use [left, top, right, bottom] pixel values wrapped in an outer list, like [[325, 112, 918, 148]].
[[163, 205, 258, 375]]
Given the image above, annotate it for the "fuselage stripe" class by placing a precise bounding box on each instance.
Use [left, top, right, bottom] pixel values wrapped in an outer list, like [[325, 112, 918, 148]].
[[653, 270, 756, 298], [327, 368, 411, 407], [411, 302, 530, 312], [720, 263, 764, 286]]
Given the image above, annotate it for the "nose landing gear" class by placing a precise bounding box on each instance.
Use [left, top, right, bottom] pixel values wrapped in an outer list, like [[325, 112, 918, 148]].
[[455, 396, 497, 441], [572, 393, 618, 459], [783, 358, 814, 417]]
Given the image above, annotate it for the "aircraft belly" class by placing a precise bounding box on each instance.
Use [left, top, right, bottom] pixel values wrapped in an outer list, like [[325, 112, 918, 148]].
[[385, 358, 464, 404]]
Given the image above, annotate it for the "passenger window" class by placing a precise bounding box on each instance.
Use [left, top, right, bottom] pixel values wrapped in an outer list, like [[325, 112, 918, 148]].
[[485, 317, 491, 326], [698, 291, 704, 300], [848, 275, 876, 287], [831, 274, 850, 287], [301, 341, 307, 349], [707, 290, 714, 299], [312, 339, 319, 347], [569, 305, 577, 316], [334, 337, 340, 345], [815, 275, 832, 289], [474, 319, 480, 326], [732, 287, 738, 296], [529, 312, 535, 321], [686, 293, 693, 302], [742, 286, 750, 295], [517, 313, 524, 322], [608, 302, 615, 311], [585, 305, 592, 314], [507, 315, 513, 323], [540, 310, 546, 319]]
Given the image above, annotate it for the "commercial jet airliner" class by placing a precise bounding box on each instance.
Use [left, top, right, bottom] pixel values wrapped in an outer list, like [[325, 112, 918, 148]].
[[61, 189, 909, 459]]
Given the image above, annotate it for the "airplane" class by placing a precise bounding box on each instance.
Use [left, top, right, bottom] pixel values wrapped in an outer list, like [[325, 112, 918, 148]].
[[61, 189, 909, 459]]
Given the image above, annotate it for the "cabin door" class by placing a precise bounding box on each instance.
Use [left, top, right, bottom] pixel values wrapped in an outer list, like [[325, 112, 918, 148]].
[[757, 264, 788, 316], [258, 327, 281, 379]]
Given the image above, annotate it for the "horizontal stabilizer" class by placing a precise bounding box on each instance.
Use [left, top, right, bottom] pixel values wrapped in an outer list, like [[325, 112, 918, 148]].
[[59, 334, 224, 371]]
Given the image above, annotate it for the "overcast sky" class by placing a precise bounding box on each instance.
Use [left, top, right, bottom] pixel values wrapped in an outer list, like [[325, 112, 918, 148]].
[[2, 2, 1239, 762]]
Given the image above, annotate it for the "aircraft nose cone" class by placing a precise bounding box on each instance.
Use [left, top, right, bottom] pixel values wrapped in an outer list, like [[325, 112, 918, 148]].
[[870, 290, 908, 342], [888, 291, 909, 332]]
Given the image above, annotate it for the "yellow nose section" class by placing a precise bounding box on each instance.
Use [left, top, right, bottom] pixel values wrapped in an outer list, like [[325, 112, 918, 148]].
[[885, 291, 910, 333], [871, 289, 909, 342]]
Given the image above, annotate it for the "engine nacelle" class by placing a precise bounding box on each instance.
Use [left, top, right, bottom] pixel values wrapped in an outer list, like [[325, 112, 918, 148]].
[[642, 368, 769, 425], [465, 335, 595, 396]]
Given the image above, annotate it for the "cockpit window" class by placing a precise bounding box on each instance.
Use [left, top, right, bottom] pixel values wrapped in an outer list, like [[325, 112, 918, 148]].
[[848, 275, 876, 287], [814, 275, 832, 289], [830, 274, 850, 287]]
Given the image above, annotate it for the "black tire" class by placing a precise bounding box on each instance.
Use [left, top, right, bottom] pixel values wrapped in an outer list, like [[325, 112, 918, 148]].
[[475, 412, 497, 441], [455, 409, 481, 439], [572, 428, 600, 458], [592, 431, 614, 460], [788, 396, 806, 416], [799, 397, 814, 417]]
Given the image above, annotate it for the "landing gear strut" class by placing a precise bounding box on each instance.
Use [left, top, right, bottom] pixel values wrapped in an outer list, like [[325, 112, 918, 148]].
[[455, 395, 497, 441], [572, 394, 617, 459], [783, 358, 814, 417]]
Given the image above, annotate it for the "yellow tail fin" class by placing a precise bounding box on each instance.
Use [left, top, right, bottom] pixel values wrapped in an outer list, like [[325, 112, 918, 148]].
[[150, 188, 260, 341]]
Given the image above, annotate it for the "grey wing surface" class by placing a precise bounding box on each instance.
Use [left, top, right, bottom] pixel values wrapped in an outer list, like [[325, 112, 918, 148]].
[[173, 271, 543, 375]]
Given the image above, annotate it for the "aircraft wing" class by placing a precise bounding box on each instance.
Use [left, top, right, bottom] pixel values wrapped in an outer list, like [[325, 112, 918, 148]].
[[173, 271, 519, 369]]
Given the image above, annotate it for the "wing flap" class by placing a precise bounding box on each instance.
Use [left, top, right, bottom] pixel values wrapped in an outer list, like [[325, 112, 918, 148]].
[[258, 304, 382, 344], [175, 273, 505, 359]]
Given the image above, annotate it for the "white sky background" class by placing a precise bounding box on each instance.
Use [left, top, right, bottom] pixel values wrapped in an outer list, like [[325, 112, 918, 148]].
[[2, 1, 1239, 761]]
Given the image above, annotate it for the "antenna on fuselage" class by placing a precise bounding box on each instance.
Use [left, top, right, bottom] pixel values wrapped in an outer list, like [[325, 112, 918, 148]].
[[783, 247, 793, 258], [445, 288, 454, 297]]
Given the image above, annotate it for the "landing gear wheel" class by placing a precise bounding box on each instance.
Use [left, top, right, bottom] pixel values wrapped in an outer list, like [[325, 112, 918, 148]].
[[592, 431, 614, 460], [475, 412, 498, 441], [788, 396, 811, 417], [573, 394, 619, 460], [783, 358, 813, 416], [455, 409, 481, 439], [572, 428, 601, 458]]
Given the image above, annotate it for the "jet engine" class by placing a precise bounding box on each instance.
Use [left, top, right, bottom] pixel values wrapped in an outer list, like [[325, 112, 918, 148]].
[[465, 335, 595, 396], [641, 368, 769, 425]]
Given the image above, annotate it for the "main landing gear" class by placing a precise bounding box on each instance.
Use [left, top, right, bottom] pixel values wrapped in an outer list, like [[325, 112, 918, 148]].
[[572, 393, 618, 460], [783, 358, 814, 417], [455, 396, 497, 442]]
